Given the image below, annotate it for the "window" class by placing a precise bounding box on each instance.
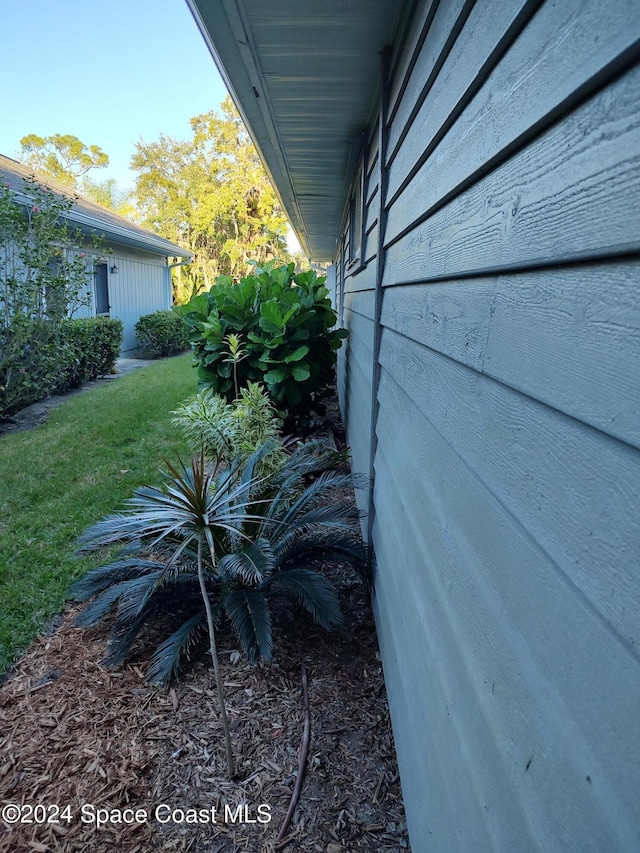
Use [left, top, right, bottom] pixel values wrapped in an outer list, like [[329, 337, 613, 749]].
[[347, 157, 366, 270]]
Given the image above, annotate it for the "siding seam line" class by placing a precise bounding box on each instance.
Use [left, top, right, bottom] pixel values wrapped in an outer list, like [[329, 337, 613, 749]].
[[382, 324, 640, 453], [384, 43, 640, 250], [381, 250, 640, 288], [367, 48, 392, 557], [377, 370, 640, 668]]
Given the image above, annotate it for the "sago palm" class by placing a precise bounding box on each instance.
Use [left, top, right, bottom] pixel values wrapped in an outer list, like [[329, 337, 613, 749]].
[[71, 441, 370, 776], [73, 451, 262, 778]]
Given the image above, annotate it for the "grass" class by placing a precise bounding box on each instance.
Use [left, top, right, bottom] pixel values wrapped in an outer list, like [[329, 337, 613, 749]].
[[0, 353, 197, 674]]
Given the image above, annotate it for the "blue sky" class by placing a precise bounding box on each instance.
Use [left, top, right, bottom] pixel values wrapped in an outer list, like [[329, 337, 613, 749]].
[[0, 0, 228, 190]]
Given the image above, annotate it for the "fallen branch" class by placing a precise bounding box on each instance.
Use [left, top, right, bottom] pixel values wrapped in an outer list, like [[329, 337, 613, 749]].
[[275, 660, 310, 848]]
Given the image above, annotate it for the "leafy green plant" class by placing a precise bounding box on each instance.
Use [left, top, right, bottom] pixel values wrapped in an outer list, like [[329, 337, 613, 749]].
[[171, 381, 285, 477], [0, 175, 110, 416], [74, 452, 261, 779], [71, 441, 370, 774], [135, 310, 191, 358], [223, 332, 247, 399], [175, 260, 347, 427], [0, 315, 122, 417], [58, 317, 123, 389]]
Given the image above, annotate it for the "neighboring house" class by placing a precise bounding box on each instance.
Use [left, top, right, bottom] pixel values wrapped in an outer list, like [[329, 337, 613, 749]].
[[0, 154, 190, 352], [186, 2, 640, 851]]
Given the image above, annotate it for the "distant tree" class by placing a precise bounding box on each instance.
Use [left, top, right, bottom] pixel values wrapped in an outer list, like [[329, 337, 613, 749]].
[[131, 96, 290, 301], [18, 134, 139, 219], [81, 176, 138, 221], [19, 134, 109, 188]]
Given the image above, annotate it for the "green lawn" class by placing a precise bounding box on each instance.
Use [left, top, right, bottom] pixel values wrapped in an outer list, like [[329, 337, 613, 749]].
[[0, 353, 197, 673]]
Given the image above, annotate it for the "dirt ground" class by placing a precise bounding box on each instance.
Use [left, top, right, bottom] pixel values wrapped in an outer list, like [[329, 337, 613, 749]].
[[0, 380, 411, 853]]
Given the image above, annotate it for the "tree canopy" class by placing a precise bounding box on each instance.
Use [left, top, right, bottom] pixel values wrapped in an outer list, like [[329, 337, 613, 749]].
[[131, 96, 291, 301], [17, 133, 137, 217], [81, 176, 139, 220], [19, 133, 109, 188]]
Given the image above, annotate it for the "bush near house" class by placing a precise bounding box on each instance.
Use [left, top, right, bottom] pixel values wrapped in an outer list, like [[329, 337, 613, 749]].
[[175, 260, 347, 428], [72, 427, 369, 780], [58, 317, 123, 389], [0, 316, 123, 417], [0, 175, 113, 418], [135, 310, 191, 358]]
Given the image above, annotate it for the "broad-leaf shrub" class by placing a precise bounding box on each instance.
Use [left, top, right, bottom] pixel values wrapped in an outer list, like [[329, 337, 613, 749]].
[[58, 317, 123, 389], [0, 316, 122, 416], [135, 310, 191, 358], [175, 261, 347, 425], [0, 317, 60, 415]]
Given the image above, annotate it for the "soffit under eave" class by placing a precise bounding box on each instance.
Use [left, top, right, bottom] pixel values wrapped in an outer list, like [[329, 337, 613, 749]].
[[186, 0, 406, 261]]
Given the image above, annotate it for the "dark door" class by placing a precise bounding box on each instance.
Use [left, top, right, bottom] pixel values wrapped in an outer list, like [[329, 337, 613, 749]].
[[94, 263, 110, 315]]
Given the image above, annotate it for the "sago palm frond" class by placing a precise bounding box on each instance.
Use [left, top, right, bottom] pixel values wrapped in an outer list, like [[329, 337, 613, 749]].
[[268, 569, 343, 631], [71, 557, 167, 600], [217, 538, 275, 584], [103, 605, 159, 668], [73, 574, 161, 627], [223, 587, 272, 664], [146, 611, 207, 685], [71, 441, 371, 691]]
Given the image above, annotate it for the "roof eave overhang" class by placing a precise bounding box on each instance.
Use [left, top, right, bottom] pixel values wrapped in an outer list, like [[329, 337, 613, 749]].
[[9, 186, 191, 260], [66, 211, 192, 258], [185, 0, 314, 259]]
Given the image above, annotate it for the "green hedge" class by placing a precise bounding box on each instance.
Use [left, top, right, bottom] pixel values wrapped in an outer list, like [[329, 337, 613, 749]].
[[0, 316, 123, 418], [135, 310, 191, 358], [58, 317, 123, 390]]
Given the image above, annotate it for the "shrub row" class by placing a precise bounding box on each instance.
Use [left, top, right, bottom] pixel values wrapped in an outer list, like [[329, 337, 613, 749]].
[[0, 316, 123, 418], [135, 310, 191, 358]]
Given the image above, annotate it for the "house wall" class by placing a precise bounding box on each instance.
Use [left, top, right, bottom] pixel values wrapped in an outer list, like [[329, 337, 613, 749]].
[[337, 1, 640, 850], [75, 244, 171, 352]]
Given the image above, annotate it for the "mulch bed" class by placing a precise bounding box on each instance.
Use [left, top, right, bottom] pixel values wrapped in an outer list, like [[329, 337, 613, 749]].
[[0, 391, 411, 853], [0, 591, 409, 852]]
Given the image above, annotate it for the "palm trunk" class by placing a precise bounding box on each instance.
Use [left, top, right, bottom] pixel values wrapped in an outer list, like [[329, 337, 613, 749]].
[[197, 533, 235, 779]]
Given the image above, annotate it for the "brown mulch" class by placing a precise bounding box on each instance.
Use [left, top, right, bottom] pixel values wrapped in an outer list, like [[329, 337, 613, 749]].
[[0, 590, 409, 852], [0, 393, 410, 853]]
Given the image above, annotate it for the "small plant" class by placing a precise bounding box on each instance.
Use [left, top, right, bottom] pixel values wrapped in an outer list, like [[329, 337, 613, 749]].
[[223, 332, 248, 399], [171, 382, 285, 477], [134, 310, 191, 358], [73, 452, 261, 779], [71, 441, 371, 776], [174, 260, 347, 427]]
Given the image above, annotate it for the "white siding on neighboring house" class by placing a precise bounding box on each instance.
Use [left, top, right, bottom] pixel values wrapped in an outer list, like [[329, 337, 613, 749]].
[[73, 245, 172, 352], [337, 0, 640, 850], [108, 250, 171, 352]]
